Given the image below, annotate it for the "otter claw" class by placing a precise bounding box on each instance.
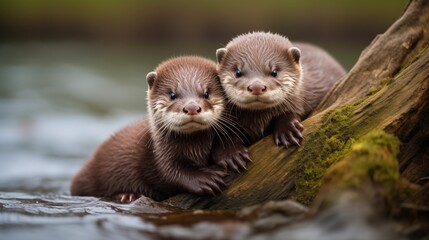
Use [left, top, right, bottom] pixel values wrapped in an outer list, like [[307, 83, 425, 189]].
[[274, 114, 304, 148], [239, 152, 252, 162], [212, 143, 250, 173], [294, 121, 304, 131], [288, 133, 300, 146], [186, 168, 226, 197], [228, 159, 240, 173], [207, 180, 222, 194], [203, 185, 215, 196], [214, 177, 226, 187], [296, 131, 304, 141], [235, 157, 247, 171], [115, 193, 138, 203]]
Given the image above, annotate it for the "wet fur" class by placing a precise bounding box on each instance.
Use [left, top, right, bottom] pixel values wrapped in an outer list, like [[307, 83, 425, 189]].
[[212, 32, 346, 170], [70, 56, 226, 201]]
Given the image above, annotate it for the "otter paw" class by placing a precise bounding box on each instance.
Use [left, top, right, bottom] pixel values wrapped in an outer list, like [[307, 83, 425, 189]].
[[212, 144, 251, 173], [274, 118, 304, 148], [185, 169, 227, 197], [114, 193, 139, 203]]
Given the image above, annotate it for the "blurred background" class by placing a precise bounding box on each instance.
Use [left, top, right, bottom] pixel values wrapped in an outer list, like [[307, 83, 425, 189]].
[[0, 0, 406, 194], [0, 1, 409, 238]]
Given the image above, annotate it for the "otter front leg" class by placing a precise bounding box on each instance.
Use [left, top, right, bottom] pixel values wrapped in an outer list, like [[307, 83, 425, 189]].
[[211, 135, 252, 173], [179, 168, 227, 196], [273, 113, 304, 148], [161, 164, 227, 197]]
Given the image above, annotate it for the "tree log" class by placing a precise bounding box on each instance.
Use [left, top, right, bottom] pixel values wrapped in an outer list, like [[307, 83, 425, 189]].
[[162, 0, 429, 212]]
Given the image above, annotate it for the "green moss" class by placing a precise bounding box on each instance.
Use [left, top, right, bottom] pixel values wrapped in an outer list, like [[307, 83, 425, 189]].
[[290, 46, 427, 204], [290, 46, 428, 207], [293, 104, 357, 204], [292, 74, 406, 204], [322, 131, 401, 197], [293, 121, 402, 205]]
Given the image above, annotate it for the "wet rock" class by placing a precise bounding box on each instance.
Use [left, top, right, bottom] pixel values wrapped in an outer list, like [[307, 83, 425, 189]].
[[238, 200, 308, 230], [251, 192, 403, 240], [156, 221, 251, 240]]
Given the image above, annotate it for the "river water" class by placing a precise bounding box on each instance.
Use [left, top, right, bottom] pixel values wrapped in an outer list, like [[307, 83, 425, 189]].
[[0, 42, 162, 239], [0, 42, 411, 240]]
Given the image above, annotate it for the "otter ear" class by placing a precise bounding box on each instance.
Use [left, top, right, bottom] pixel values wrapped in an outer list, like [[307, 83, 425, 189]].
[[288, 47, 301, 64], [216, 48, 228, 64], [146, 71, 157, 90]]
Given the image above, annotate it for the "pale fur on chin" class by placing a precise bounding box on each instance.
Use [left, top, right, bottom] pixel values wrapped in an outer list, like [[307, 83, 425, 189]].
[[149, 99, 224, 134], [220, 73, 302, 110]]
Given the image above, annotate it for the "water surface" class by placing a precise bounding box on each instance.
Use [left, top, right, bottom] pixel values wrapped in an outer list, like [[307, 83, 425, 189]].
[[0, 42, 157, 239]]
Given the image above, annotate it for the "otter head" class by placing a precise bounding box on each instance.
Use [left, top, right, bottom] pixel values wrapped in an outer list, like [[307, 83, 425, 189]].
[[146, 56, 224, 134], [216, 32, 302, 111]]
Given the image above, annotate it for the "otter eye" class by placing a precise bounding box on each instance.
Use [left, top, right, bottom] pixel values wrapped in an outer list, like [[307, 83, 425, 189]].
[[271, 70, 278, 77], [203, 91, 210, 99], [169, 92, 176, 100], [235, 70, 242, 78]]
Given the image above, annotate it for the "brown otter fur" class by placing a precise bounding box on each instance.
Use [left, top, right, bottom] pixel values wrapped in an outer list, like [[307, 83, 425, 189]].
[[212, 32, 346, 172], [70, 56, 227, 202]]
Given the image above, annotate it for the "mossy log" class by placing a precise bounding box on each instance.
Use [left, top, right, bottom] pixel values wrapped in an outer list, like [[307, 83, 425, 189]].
[[163, 0, 429, 211]]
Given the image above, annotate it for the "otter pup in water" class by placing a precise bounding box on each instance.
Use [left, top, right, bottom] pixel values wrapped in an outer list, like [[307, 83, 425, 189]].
[[212, 31, 346, 172], [71, 56, 227, 203]]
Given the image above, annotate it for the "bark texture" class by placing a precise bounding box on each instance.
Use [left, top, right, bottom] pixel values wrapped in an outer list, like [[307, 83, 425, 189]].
[[162, 0, 429, 213]]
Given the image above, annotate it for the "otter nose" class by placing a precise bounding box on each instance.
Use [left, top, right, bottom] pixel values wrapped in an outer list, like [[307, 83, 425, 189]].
[[183, 104, 202, 115], [247, 83, 267, 95]]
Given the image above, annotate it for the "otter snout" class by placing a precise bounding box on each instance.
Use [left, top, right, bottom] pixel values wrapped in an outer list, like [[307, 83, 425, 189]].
[[183, 102, 202, 115], [247, 81, 267, 95]]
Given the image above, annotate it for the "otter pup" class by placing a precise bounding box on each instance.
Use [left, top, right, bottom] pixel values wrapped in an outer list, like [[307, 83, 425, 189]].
[[212, 31, 346, 172], [70, 56, 227, 202]]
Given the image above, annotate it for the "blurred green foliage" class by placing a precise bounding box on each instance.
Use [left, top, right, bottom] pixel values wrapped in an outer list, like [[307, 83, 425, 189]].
[[0, 0, 404, 18], [0, 0, 407, 68], [0, 0, 405, 40]]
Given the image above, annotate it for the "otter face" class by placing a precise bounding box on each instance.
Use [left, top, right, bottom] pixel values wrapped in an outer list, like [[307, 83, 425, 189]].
[[216, 33, 302, 111], [146, 57, 224, 134]]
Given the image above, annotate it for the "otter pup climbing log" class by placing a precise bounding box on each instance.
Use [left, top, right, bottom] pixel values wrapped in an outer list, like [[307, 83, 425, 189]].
[[164, 0, 429, 215]]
